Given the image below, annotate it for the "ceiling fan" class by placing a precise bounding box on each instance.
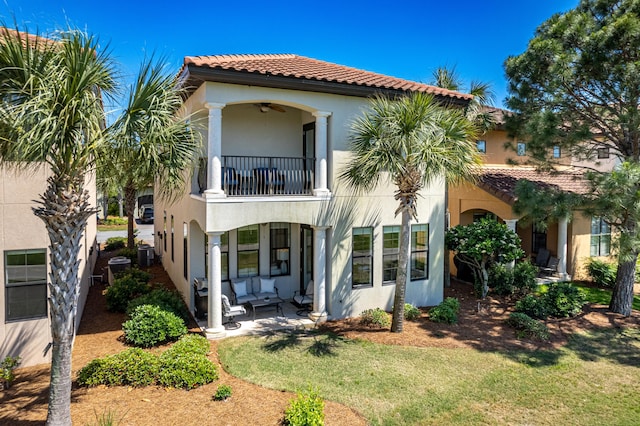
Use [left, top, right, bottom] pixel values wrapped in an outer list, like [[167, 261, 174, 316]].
[[256, 103, 286, 113]]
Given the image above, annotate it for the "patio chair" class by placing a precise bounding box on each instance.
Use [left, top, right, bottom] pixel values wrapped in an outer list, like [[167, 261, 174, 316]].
[[292, 280, 313, 316], [230, 278, 258, 305], [534, 248, 550, 268], [221, 294, 246, 329], [221, 167, 239, 195], [539, 256, 559, 276], [253, 167, 285, 194]]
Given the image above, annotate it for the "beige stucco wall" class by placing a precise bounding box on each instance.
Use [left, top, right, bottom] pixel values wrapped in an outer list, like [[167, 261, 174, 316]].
[[0, 165, 97, 367], [157, 81, 445, 320]]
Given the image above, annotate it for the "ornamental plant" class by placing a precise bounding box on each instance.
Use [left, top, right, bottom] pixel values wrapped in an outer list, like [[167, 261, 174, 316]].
[[446, 218, 525, 298]]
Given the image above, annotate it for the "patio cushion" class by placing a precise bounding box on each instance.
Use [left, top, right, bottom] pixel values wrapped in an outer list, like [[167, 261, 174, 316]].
[[260, 278, 275, 294], [233, 280, 248, 297]]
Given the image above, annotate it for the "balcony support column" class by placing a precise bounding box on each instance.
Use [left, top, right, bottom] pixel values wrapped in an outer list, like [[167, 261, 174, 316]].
[[204, 102, 226, 199], [313, 111, 331, 198], [504, 219, 518, 269], [205, 231, 226, 338], [557, 216, 570, 281], [309, 226, 329, 323]]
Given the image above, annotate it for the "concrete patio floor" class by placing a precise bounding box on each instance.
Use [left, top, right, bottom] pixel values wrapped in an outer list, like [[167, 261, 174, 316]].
[[196, 299, 317, 338]]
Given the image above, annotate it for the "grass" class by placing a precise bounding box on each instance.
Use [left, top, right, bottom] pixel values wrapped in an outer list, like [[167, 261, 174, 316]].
[[218, 329, 640, 425], [98, 216, 128, 232], [538, 282, 640, 311]]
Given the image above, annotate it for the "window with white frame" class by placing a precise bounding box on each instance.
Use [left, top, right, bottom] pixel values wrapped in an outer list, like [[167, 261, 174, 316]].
[[553, 146, 561, 158], [590, 217, 611, 256], [517, 142, 526, 156], [270, 223, 290, 277], [352, 227, 373, 287], [410, 224, 429, 280], [5, 249, 47, 321], [476, 140, 486, 153], [383, 226, 400, 284], [237, 225, 259, 278]]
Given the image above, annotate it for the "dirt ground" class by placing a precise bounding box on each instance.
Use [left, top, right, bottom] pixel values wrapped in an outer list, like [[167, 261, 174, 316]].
[[1, 251, 638, 425]]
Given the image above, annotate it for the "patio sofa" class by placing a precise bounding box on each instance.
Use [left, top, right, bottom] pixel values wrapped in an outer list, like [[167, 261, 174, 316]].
[[230, 276, 279, 305]]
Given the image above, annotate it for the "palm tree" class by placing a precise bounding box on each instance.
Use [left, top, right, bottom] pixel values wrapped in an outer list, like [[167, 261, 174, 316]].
[[340, 92, 481, 332], [0, 28, 116, 425], [101, 58, 201, 249]]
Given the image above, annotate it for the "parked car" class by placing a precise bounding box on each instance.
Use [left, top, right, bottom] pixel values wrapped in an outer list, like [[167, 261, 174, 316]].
[[139, 205, 154, 224]]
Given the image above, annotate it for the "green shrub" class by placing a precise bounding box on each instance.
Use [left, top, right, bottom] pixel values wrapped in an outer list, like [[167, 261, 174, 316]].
[[284, 386, 325, 426], [105, 276, 151, 312], [544, 282, 586, 318], [359, 308, 391, 328], [404, 303, 421, 321], [101, 216, 128, 226], [169, 334, 211, 356], [118, 268, 152, 284], [104, 237, 126, 251], [506, 312, 550, 341], [515, 294, 548, 319], [429, 297, 460, 324], [118, 247, 138, 265], [123, 305, 187, 348], [127, 288, 189, 321], [587, 259, 617, 288], [158, 347, 218, 390], [213, 384, 232, 401], [0, 355, 21, 388], [77, 348, 159, 387], [490, 261, 538, 296]]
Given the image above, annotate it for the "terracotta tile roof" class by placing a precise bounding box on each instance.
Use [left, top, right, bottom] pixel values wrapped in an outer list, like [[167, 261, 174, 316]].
[[182, 54, 472, 101], [477, 167, 590, 204]]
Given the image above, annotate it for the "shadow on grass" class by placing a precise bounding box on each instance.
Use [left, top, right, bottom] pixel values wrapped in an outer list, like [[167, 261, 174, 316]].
[[564, 328, 640, 366], [261, 330, 350, 357]]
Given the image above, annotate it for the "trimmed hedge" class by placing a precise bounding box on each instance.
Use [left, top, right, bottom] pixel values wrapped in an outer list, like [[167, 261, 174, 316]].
[[359, 308, 391, 328], [429, 297, 460, 324], [127, 288, 189, 321], [122, 305, 187, 347], [506, 312, 550, 341]]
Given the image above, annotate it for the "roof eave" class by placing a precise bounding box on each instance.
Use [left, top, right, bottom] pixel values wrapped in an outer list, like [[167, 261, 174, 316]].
[[182, 64, 471, 106]]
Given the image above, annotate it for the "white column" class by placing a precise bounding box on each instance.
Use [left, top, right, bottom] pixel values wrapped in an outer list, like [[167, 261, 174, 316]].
[[312, 111, 331, 198], [310, 226, 328, 322], [205, 232, 226, 338], [557, 216, 570, 280], [504, 219, 518, 269], [204, 102, 225, 198]]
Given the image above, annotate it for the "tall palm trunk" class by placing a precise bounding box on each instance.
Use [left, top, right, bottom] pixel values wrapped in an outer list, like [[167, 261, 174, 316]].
[[34, 175, 95, 426], [124, 182, 137, 249], [391, 208, 411, 332]]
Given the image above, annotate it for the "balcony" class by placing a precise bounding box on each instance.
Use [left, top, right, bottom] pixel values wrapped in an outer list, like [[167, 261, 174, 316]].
[[210, 156, 315, 197]]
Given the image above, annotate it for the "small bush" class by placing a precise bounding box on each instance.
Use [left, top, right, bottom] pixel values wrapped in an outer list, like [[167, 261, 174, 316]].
[[104, 237, 126, 251], [101, 216, 128, 226], [490, 261, 538, 296], [127, 288, 189, 321], [122, 305, 187, 347], [429, 297, 460, 324], [513, 261, 539, 294], [105, 276, 151, 312], [587, 259, 617, 288], [77, 348, 159, 387], [544, 282, 586, 318], [119, 268, 152, 283], [284, 387, 325, 426], [0, 355, 21, 388], [506, 312, 550, 341], [158, 347, 218, 390], [515, 294, 549, 319], [169, 334, 211, 356], [404, 303, 421, 321], [359, 308, 391, 328], [213, 384, 232, 401], [118, 247, 138, 265]]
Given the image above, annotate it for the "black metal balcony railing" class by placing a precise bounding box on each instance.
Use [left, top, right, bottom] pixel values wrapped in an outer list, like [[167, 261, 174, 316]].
[[217, 156, 315, 196]]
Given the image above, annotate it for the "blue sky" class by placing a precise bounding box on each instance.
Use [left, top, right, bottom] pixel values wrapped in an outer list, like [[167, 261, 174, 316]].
[[1, 0, 578, 109]]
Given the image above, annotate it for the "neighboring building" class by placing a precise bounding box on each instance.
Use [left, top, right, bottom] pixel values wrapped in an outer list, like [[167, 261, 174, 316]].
[[0, 166, 98, 366], [448, 108, 616, 281], [156, 54, 472, 337]]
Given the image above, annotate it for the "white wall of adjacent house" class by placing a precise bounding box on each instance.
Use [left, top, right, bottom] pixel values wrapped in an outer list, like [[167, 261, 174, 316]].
[[0, 164, 98, 367], [156, 81, 445, 321]]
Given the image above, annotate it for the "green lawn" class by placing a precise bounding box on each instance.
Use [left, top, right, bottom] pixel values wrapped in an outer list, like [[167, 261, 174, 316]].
[[538, 282, 640, 311], [218, 328, 640, 425]]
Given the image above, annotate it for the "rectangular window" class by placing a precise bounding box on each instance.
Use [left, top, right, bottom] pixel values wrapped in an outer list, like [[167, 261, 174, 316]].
[[411, 224, 429, 280], [270, 223, 290, 277], [476, 140, 486, 153], [237, 225, 259, 278], [383, 226, 400, 284], [163, 212, 167, 252], [183, 223, 188, 280], [171, 215, 175, 262], [591, 217, 611, 256], [352, 227, 373, 287], [553, 146, 561, 158], [5, 249, 47, 321], [597, 147, 610, 159], [204, 232, 228, 281], [532, 223, 547, 254], [517, 142, 526, 156]]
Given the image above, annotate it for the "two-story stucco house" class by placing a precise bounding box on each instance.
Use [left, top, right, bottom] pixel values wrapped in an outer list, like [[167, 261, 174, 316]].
[[0, 166, 98, 366], [155, 54, 472, 337], [448, 107, 618, 282]]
